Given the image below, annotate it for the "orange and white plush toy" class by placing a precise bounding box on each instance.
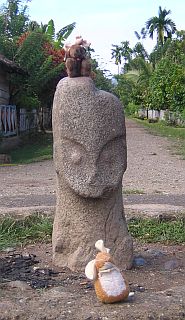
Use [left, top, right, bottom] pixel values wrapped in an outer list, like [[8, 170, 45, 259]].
[[85, 240, 131, 303], [74, 35, 91, 48]]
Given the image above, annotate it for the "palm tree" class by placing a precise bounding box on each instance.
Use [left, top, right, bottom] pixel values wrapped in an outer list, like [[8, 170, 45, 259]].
[[111, 44, 122, 74], [120, 41, 133, 63], [133, 42, 148, 60], [145, 6, 176, 46], [111, 41, 133, 74], [134, 27, 147, 41]]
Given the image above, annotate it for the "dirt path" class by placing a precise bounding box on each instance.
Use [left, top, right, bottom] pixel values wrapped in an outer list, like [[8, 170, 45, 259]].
[[0, 118, 184, 216], [124, 119, 185, 194]]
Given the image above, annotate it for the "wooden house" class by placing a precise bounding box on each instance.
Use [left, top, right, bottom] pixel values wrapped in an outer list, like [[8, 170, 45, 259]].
[[0, 54, 25, 136], [0, 54, 24, 105]]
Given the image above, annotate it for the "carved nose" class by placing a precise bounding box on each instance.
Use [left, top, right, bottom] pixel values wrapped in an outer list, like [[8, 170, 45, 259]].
[[87, 168, 97, 184]]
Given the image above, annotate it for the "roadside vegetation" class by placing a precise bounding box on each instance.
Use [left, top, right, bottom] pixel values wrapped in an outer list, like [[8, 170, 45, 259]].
[[0, 214, 53, 250], [0, 214, 184, 250], [123, 189, 145, 195], [0, 0, 113, 134], [111, 6, 185, 126], [9, 132, 53, 164], [128, 217, 185, 244]]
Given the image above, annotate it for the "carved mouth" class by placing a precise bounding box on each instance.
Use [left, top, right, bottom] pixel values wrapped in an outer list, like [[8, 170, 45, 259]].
[[74, 185, 115, 199]]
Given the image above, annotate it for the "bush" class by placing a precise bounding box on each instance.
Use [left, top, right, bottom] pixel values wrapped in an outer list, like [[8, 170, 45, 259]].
[[125, 102, 139, 115]]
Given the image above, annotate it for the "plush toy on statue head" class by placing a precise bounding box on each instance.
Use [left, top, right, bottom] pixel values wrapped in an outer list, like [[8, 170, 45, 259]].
[[85, 240, 133, 304], [64, 36, 92, 78]]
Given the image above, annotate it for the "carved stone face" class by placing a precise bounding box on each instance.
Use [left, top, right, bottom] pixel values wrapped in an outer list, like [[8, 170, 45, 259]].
[[58, 135, 126, 198], [53, 77, 127, 198]]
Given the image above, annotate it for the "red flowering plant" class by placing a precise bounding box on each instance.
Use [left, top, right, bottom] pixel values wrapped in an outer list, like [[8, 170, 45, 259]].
[[17, 33, 66, 67], [17, 31, 30, 46], [43, 42, 66, 66], [12, 20, 76, 129]]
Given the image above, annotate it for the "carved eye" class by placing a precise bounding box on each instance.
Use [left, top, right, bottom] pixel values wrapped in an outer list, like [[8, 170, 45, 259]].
[[99, 136, 125, 166], [70, 150, 82, 164]]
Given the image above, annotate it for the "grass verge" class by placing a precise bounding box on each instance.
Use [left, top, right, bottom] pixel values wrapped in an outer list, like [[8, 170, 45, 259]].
[[123, 189, 145, 195], [128, 218, 185, 244], [133, 118, 185, 159], [0, 215, 184, 250], [0, 214, 53, 250], [9, 132, 53, 164]]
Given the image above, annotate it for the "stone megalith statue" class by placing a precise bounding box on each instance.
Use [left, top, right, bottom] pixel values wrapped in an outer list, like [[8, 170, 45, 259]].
[[52, 76, 133, 271]]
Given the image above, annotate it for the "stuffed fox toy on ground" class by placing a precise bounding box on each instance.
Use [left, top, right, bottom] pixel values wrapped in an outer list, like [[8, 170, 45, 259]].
[[85, 240, 131, 303]]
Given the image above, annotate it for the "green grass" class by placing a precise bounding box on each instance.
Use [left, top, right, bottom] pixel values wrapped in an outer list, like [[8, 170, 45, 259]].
[[134, 118, 185, 159], [0, 214, 184, 251], [9, 132, 53, 164], [0, 214, 53, 250], [128, 218, 185, 244], [123, 189, 145, 195]]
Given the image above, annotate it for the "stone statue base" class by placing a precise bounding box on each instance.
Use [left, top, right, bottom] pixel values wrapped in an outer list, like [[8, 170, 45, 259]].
[[52, 183, 133, 271]]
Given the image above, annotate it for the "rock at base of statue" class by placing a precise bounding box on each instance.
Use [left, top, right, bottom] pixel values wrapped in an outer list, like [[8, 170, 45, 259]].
[[52, 77, 133, 271]]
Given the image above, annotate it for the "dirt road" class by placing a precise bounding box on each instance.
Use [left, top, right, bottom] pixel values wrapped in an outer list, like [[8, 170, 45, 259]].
[[0, 118, 184, 216]]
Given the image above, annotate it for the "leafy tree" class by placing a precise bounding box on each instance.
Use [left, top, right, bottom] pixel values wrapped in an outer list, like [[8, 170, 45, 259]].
[[0, 0, 31, 59], [94, 69, 113, 92], [165, 36, 185, 65], [129, 57, 153, 104], [12, 31, 66, 108], [0, 0, 30, 38], [147, 58, 185, 112], [145, 6, 176, 46], [176, 30, 185, 41], [0, 0, 77, 132], [133, 42, 148, 60], [9, 30, 67, 131], [0, 0, 75, 127], [88, 58, 113, 92], [113, 74, 136, 107]]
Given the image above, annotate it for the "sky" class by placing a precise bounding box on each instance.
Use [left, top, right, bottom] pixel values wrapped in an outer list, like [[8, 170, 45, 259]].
[[1, 0, 185, 75]]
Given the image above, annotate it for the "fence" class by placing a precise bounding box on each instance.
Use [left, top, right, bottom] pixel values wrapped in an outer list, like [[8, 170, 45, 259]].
[[0, 105, 17, 136], [138, 109, 185, 125], [19, 108, 37, 133], [138, 109, 166, 120], [0, 106, 39, 137]]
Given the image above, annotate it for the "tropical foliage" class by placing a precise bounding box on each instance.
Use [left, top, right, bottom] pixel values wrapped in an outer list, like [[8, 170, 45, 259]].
[[0, 0, 113, 132], [145, 6, 176, 46], [111, 6, 185, 122], [111, 41, 133, 74], [13, 31, 66, 108], [147, 58, 185, 113], [0, 0, 75, 117]]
